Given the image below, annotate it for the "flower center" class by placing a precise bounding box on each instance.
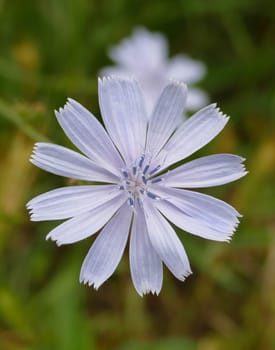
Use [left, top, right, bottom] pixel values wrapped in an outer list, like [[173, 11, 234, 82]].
[[118, 154, 162, 209]]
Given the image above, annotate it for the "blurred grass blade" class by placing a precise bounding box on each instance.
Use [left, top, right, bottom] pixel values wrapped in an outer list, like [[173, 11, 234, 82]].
[[0, 99, 49, 142]]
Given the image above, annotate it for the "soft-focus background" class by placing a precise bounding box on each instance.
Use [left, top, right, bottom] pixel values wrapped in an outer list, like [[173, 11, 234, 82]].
[[0, 1, 275, 349]]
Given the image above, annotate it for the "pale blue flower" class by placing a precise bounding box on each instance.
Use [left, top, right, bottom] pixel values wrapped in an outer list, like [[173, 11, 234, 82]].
[[101, 27, 208, 114], [27, 77, 246, 296]]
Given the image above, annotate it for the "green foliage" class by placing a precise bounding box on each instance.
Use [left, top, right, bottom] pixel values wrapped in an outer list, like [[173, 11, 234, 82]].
[[0, 0, 275, 349], [116, 337, 196, 350]]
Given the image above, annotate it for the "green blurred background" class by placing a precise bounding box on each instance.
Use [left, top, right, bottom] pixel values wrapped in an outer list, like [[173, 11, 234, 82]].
[[0, 0, 275, 349]]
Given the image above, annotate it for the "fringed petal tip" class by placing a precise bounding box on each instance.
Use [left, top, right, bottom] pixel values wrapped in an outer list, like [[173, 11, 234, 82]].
[[223, 230, 237, 243], [223, 224, 241, 242], [55, 103, 69, 117], [54, 103, 76, 120], [26, 199, 45, 216], [65, 97, 81, 111], [98, 74, 137, 85], [241, 159, 248, 176], [53, 97, 77, 118], [203, 103, 229, 122], [25, 201, 32, 210], [167, 79, 188, 95], [240, 156, 248, 170], [229, 216, 243, 234], [45, 233, 63, 247], [29, 143, 38, 161], [80, 276, 102, 291], [80, 277, 163, 296], [45, 233, 55, 241], [178, 268, 193, 282], [200, 103, 229, 128], [138, 288, 161, 297], [45, 233, 74, 247], [25, 211, 37, 221], [212, 104, 230, 123], [54, 109, 60, 118], [30, 142, 46, 157], [29, 213, 40, 222]]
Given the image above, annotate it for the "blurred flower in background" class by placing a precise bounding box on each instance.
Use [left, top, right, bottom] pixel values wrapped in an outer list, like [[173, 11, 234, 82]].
[[27, 77, 246, 296], [100, 27, 208, 115]]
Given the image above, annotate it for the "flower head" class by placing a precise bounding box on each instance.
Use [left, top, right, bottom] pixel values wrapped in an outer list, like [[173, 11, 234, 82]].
[[27, 76, 246, 296], [101, 27, 208, 114]]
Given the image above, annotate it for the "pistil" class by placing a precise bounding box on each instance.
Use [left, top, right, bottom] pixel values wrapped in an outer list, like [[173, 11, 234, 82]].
[[118, 154, 163, 209]]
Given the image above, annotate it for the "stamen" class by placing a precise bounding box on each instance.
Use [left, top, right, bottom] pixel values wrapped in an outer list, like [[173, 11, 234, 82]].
[[141, 175, 147, 184], [122, 170, 129, 178], [132, 165, 137, 176], [149, 165, 161, 176], [147, 191, 160, 200], [118, 185, 124, 190], [128, 197, 134, 208], [139, 154, 145, 168], [151, 178, 162, 184], [143, 164, 150, 175]]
